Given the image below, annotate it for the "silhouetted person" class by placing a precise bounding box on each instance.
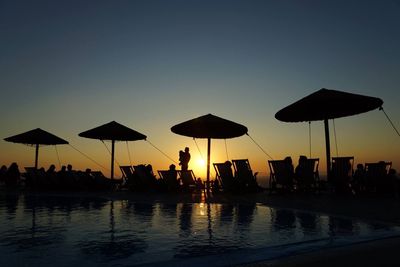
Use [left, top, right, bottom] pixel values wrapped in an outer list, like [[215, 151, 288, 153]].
[[224, 160, 234, 178], [5, 162, 20, 187], [212, 179, 220, 194], [179, 147, 191, 171], [352, 163, 365, 194], [283, 156, 295, 191], [166, 164, 179, 192], [295, 155, 308, 191], [0, 165, 7, 185], [45, 164, 57, 189], [196, 178, 204, 191]]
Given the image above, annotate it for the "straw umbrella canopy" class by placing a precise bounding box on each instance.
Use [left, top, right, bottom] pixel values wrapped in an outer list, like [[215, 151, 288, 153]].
[[4, 128, 69, 169], [78, 121, 147, 180], [275, 88, 383, 179], [171, 114, 248, 187]]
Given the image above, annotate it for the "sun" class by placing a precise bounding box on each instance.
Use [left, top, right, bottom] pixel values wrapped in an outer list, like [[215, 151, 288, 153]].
[[197, 158, 206, 168]]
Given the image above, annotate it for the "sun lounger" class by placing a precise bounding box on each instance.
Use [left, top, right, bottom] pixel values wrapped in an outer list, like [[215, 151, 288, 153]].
[[268, 159, 294, 193], [295, 158, 320, 192], [213, 162, 239, 193], [232, 159, 261, 193], [177, 170, 197, 192], [158, 170, 180, 192], [133, 165, 158, 191], [365, 161, 392, 193], [331, 157, 354, 194]]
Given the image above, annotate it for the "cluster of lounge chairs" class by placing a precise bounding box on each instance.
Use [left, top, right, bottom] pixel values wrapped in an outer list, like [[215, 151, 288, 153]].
[[213, 159, 263, 193], [23, 166, 118, 191], [120, 164, 203, 193], [268, 156, 396, 195], [1, 157, 396, 196]]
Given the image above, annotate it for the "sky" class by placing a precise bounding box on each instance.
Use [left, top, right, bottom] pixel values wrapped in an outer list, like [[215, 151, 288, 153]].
[[1, 0, 399, 181]]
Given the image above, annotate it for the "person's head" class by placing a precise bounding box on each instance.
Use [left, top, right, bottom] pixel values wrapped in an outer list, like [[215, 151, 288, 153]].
[[225, 160, 232, 167], [185, 147, 189, 153], [146, 164, 153, 172], [0, 165, 7, 172], [389, 168, 397, 175], [85, 168, 92, 173], [357, 163, 364, 170], [284, 156, 293, 164], [48, 164, 56, 172], [67, 164, 73, 171], [169, 164, 176, 171], [299, 155, 307, 165], [60, 165, 66, 171]]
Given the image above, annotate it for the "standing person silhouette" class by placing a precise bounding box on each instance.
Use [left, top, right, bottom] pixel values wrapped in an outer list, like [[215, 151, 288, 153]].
[[179, 147, 191, 171]]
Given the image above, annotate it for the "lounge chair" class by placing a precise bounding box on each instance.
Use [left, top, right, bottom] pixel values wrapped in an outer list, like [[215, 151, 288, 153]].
[[23, 167, 38, 188], [91, 171, 121, 191], [213, 162, 239, 193], [331, 157, 354, 194], [133, 164, 158, 191], [295, 158, 320, 192], [158, 170, 180, 192], [364, 161, 392, 194], [268, 159, 294, 193], [232, 159, 261, 193], [120, 165, 140, 190], [177, 170, 197, 192]]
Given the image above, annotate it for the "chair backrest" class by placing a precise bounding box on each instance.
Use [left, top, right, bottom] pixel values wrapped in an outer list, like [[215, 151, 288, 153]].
[[295, 158, 319, 186], [331, 157, 354, 178], [213, 162, 235, 189], [305, 158, 319, 176], [232, 159, 253, 179], [120, 166, 134, 178], [158, 170, 178, 181], [365, 161, 392, 179], [268, 160, 293, 185], [178, 170, 196, 186]]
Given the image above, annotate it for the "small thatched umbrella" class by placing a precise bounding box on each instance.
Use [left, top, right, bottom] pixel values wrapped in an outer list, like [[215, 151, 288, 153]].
[[275, 88, 383, 179], [79, 121, 147, 180], [171, 114, 248, 188], [4, 128, 69, 169]]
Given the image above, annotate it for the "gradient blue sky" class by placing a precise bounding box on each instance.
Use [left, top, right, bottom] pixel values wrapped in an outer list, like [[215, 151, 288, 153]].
[[1, 0, 399, 180]]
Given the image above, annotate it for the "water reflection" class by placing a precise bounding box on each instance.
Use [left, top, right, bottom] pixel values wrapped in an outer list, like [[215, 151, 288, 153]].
[[78, 201, 148, 261], [296, 211, 318, 234], [0, 193, 399, 266], [273, 209, 296, 230]]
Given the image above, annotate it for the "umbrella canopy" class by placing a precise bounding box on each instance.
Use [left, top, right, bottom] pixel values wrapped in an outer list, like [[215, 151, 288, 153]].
[[78, 121, 146, 180], [275, 88, 383, 122], [171, 114, 248, 188], [275, 88, 383, 178], [171, 113, 248, 139], [4, 128, 69, 169]]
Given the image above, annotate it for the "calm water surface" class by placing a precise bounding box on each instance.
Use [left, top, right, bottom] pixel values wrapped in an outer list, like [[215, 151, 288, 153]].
[[0, 193, 399, 266]]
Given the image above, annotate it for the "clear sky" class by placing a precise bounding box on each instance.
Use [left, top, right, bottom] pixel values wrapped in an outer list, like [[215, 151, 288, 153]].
[[1, 0, 399, 181]]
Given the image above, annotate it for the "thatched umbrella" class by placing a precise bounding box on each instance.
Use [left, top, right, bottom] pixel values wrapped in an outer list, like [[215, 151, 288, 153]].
[[275, 88, 383, 178], [79, 121, 146, 180], [171, 114, 248, 187], [4, 128, 69, 169]]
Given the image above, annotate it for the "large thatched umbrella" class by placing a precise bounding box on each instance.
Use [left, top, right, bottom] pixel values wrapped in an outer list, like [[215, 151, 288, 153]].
[[275, 88, 383, 179], [171, 114, 248, 188], [4, 128, 69, 169], [79, 121, 147, 180]]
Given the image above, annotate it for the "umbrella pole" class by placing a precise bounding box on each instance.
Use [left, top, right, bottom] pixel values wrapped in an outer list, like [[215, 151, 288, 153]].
[[207, 138, 211, 192], [35, 144, 39, 169], [111, 140, 115, 180], [324, 119, 331, 181]]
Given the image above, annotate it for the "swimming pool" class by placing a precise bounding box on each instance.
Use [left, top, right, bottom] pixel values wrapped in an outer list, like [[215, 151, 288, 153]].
[[0, 193, 399, 266]]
